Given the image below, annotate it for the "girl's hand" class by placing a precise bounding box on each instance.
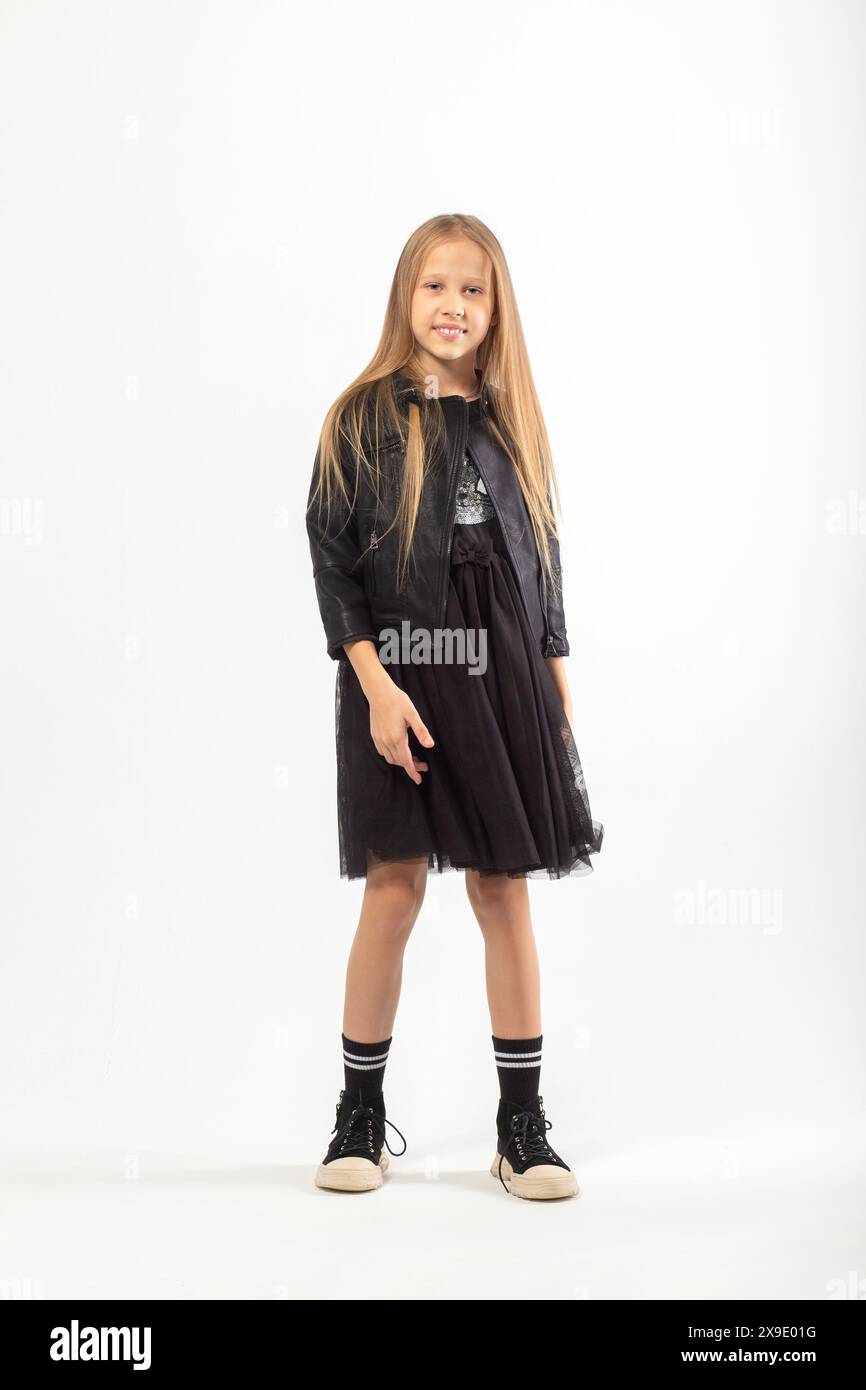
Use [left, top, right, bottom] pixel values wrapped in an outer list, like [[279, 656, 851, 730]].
[[369, 684, 435, 785]]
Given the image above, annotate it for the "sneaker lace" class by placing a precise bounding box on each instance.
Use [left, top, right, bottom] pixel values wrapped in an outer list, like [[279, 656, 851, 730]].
[[498, 1097, 555, 1191], [331, 1089, 408, 1161]]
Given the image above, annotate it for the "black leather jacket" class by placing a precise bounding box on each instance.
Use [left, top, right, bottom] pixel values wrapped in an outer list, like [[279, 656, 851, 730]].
[[306, 373, 570, 662]]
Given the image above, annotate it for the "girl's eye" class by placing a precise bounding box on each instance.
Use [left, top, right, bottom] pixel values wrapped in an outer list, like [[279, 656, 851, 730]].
[[423, 283, 485, 294]]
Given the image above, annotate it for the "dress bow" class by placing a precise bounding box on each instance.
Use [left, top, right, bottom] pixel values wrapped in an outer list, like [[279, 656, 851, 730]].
[[451, 532, 494, 568]]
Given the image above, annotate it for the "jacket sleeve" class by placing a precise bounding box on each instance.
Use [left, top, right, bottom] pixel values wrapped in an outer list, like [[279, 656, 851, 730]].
[[542, 518, 570, 658], [305, 439, 377, 662]]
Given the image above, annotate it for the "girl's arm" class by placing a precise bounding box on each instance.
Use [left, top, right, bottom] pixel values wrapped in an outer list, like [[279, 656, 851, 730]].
[[306, 438, 434, 783], [544, 655, 573, 724], [542, 509, 573, 721], [305, 443, 378, 661], [543, 523, 570, 658], [344, 638, 435, 785]]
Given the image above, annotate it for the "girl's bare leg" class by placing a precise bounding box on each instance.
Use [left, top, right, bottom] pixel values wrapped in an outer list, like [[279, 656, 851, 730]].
[[464, 870, 541, 1036], [465, 870, 579, 1200], [342, 855, 428, 1041]]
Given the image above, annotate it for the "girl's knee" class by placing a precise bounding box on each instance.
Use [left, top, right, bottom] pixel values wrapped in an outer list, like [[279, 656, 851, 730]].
[[465, 870, 525, 922], [364, 861, 427, 936]]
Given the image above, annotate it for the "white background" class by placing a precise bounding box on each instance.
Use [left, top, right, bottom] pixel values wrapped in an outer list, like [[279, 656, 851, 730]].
[[1, 0, 864, 1300]]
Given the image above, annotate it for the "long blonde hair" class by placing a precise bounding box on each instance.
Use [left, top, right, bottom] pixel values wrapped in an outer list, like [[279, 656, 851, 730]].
[[308, 213, 564, 600]]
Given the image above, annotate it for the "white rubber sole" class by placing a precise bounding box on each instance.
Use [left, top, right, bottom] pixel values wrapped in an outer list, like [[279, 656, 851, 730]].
[[315, 1149, 389, 1192], [491, 1153, 580, 1200]]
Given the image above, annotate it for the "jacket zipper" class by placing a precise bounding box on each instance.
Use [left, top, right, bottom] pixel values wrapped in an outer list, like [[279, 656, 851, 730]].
[[368, 529, 378, 594], [437, 402, 469, 629]]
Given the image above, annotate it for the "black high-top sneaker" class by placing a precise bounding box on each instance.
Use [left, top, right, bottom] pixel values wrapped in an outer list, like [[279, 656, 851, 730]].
[[491, 1095, 579, 1200], [315, 1088, 407, 1192]]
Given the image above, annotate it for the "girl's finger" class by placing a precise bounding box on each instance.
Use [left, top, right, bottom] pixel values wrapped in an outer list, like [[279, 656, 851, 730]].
[[395, 736, 421, 784], [408, 710, 435, 748]]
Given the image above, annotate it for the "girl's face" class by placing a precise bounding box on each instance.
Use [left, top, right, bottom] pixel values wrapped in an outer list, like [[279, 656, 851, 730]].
[[410, 238, 496, 375]]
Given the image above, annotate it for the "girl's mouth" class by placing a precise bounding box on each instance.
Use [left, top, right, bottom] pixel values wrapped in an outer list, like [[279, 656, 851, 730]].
[[433, 325, 467, 340]]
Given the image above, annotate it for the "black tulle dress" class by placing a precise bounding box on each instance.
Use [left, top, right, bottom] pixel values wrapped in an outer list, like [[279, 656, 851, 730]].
[[334, 399, 604, 881]]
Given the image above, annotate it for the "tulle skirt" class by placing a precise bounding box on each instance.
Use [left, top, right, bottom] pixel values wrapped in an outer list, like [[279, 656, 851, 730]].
[[334, 515, 604, 881]]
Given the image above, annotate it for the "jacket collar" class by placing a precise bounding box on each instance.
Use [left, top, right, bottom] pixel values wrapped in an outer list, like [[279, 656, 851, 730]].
[[393, 369, 491, 412]]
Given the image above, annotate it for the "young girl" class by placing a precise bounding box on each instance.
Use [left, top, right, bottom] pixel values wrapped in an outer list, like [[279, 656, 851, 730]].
[[305, 214, 603, 1200]]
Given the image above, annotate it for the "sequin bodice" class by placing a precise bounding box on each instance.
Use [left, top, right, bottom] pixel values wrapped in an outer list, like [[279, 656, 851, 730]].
[[454, 451, 496, 525]]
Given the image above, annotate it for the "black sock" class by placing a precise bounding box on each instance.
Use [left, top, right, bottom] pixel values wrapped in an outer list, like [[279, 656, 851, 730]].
[[492, 1034, 542, 1105], [342, 1033, 391, 1101]]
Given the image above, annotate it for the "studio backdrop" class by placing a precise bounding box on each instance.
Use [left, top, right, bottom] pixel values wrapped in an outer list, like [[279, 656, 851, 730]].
[[0, 0, 863, 1301]]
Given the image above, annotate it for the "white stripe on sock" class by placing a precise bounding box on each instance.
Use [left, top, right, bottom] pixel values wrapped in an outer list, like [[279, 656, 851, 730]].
[[344, 1059, 387, 1070], [343, 1049, 390, 1063], [495, 1050, 542, 1061], [495, 1059, 542, 1068]]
